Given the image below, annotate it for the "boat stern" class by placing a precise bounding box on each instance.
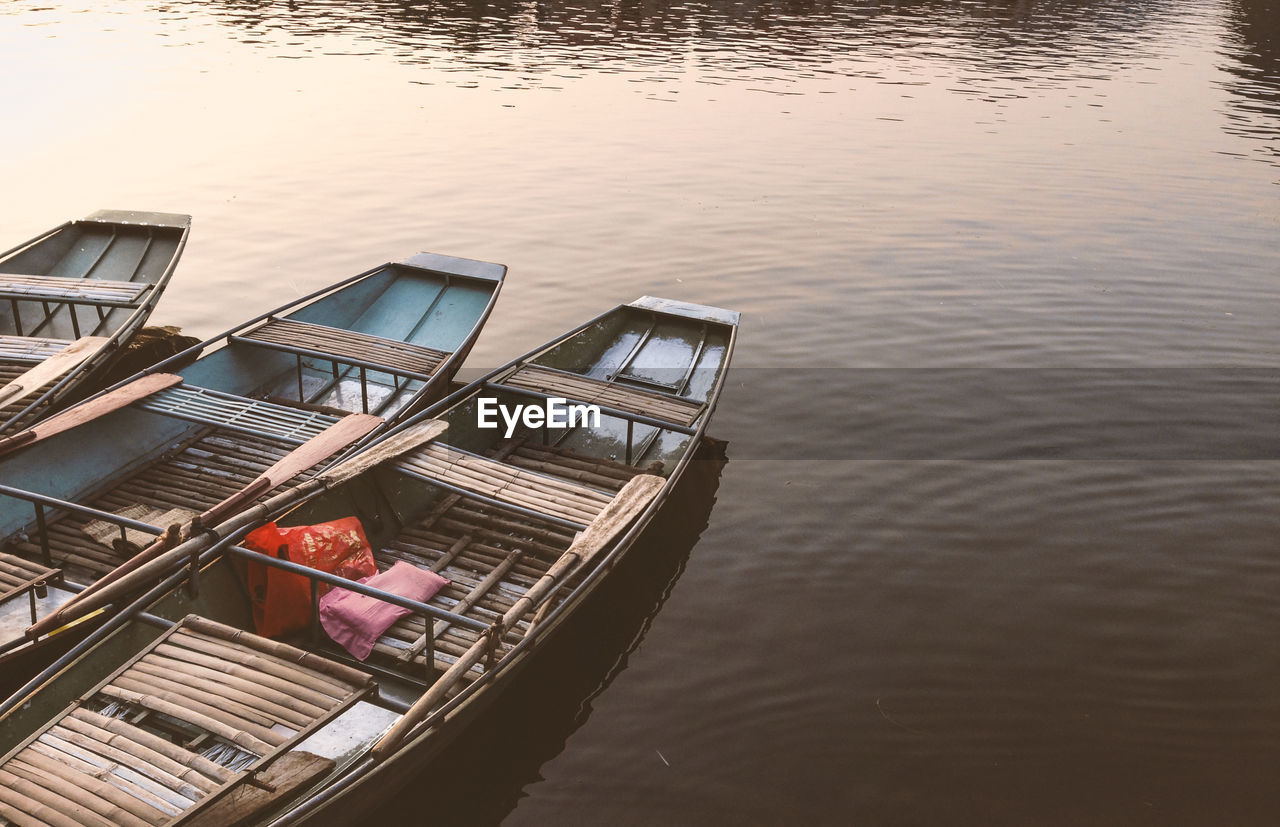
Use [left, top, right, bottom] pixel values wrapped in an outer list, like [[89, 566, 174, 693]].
[[629, 296, 740, 327]]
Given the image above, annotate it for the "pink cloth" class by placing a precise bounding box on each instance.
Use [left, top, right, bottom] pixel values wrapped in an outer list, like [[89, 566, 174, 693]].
[[319, 561, 449, 660]]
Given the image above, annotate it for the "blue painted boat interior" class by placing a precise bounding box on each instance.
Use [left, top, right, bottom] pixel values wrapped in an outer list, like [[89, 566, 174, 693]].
[[0, 258, 501, 558], [0, 220, 186, 341]]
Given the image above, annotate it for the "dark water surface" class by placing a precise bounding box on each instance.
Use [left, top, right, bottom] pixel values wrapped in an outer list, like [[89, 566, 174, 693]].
[[4, 0, 1280, 822]]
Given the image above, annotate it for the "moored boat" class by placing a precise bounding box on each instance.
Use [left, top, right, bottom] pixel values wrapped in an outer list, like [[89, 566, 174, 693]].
[[0, 210, 191, 437], [0, 252, 505, 689], [0, 296, 737, 825]]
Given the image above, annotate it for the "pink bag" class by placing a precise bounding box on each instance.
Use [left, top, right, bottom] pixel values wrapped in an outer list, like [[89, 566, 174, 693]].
[[319, 561, 450, 660]]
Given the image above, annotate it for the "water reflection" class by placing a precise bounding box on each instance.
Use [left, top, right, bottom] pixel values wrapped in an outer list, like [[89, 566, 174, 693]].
[[144, 0, 1280, 167], [1221, 0, 1280, 168], [367, 439, 727, 825], [175, 0, 1171, 80]]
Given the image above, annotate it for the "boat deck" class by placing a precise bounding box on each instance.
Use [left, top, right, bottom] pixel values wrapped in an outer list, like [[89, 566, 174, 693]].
[[0, 615, 372, 826], [501, 364, 706, 427], [343, 439, 647, 688], [3, 428, 309, 583]]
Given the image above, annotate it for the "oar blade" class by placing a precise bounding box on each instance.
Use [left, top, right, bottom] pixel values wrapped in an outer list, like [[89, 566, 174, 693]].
[[0, 373, 183, 458], [317, 419, 449, 488], [199, 412, 384, 526]]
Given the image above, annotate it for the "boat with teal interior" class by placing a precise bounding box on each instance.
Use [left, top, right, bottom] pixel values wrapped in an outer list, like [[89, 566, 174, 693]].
[[0, 210, 191, 437], [0, 296, 737, 826], [0, 252, 504, 687]]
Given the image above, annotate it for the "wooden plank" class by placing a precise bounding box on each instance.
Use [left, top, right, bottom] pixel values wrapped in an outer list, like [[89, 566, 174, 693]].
[[0, 797, 57, 827], [45, 723, 209, 801], [0, 373, 183, 458], [0, 273, 149, 305], [236, 317, 447, 378], [0, 336, 108, 409], [505, 365, 704, 425], [106, 676, 288, 747], [131, 659, 315, 729], [0, 335, 72, 363], [404, 453, 602, 523], [62, 711, 224, 792], [183, 751, 335, 827], [170, 631, 353, 699]]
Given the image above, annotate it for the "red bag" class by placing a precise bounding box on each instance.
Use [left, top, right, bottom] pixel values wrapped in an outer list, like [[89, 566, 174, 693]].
[[243, 517, 377, 638]]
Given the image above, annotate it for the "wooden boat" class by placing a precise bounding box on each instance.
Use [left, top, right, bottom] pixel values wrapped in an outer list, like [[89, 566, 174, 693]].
[[0, 252, 505, 691], [0, 296, 738, 826], [0, 210, 191, 437]]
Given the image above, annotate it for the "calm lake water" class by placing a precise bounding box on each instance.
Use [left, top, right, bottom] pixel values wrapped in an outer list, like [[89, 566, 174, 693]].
[[4, 0, 1280, 822]]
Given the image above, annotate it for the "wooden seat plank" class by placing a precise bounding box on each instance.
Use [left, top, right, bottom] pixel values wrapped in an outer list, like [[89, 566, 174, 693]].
[[503, 364, 704, 426], [232, 317, 447, 380], [0, 273, 150, 307]]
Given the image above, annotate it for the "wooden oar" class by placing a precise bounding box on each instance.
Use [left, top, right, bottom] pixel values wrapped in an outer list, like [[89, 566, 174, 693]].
[[0, 373, 183, 457], [26, 419, 448, 639], [196, 412, 386, 527], [78, 412, 384, 598], [0, 336, 108, 409], [369, 472, 665, 761]]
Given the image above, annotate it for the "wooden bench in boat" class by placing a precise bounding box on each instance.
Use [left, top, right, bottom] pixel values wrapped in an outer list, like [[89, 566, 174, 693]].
[[394, 442, 615, 529], [498, 364, 705, 428], [0, 553, 59, 605], [361, 440, 643, 671], [231, 318, 449, 381], [0, 336, 76, 365], [0, 615, 373, 827], [136, 385, 345, 446], [0, 273, 151, 308]]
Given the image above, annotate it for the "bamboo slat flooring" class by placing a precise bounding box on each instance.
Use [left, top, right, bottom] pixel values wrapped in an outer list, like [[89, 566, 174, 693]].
[[361, 444, 646, 683], [2, 429, 307, 582], [503, 364, 704, 426], [395, 442, 613, 525], [0, 616, 372, 826]]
